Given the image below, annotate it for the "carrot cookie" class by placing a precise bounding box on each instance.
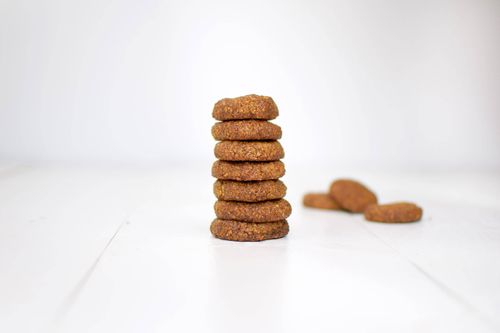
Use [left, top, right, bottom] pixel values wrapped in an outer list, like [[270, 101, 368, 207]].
[[214, 141, 284, 162], [210, 219, 289, 242], [212, 94, 279, 121], [214, 180, 286, 202], [212, 161, 285, 181], [212, 120, 282, 141], [364, 202, 423, 223], [303, 193, 341, 210], [214, 199, 292, 222], [329, 179, 377, 213]]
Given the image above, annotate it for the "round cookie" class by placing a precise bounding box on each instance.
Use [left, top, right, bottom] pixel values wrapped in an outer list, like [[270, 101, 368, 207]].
[[214, 199, 292, 222], [214, 180, 286, 202], [210, 219, 289, 242], [364, 202, 423, 223], [212, 120, 282, 141], [303, 193, 341, 210], [329, 179, 377, 213], [213, 94, 279, 121], [214, 141, 284, 162], [212, 161, 285, 181]]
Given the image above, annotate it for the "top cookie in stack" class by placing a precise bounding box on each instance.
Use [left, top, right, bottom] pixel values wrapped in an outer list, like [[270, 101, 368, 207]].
[[210, 94, 291, 242]]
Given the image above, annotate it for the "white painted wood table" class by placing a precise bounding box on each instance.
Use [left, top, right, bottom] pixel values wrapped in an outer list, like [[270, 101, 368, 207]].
[[1, 164, 499, 333]]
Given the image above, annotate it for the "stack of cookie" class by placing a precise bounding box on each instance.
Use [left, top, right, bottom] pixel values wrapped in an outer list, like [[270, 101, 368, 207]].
[[210, 94, 291, 241]]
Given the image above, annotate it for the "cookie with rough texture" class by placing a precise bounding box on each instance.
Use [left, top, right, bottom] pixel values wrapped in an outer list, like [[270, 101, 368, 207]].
[[210, 219, 289, 242], [364, 202, 423, 223], [213, 94, 279, 121], [214, 199, 292, 222], [303, 193, 341, 210], [214, 180, 286, 202], [212, 120, 282, 141], [329, 179, 377, 213], [212, 160, 285, 181], [214, 141, 284, 161]]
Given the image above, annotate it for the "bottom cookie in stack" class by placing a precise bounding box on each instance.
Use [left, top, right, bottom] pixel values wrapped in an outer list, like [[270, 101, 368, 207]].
[[210, 219, 289, 242], [211, 199, 291, 242]]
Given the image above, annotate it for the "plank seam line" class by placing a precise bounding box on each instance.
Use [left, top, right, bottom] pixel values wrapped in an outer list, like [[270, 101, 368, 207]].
[[359, 222, 498, 331], [49, 219, 128, 330]]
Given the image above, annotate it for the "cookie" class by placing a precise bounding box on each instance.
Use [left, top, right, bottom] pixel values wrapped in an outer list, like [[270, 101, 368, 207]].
[[364, 202, 423, 223], [214, 199, 292, 222], [213, 94, 279, 121], [212, 120, 282, 141], [303, 193, 341, 210], [210, 219, 289, 242], [214, 141, 284, 162], [212, 160, 285, 181], [214, 180, 286, 202], [329, 179, 377, 213]]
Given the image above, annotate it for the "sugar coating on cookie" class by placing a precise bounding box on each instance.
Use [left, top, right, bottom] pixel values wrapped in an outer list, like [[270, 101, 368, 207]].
[[212, 160, 285, 181], [329, 179, 377, 213], [364, 202, 423, 223], [214, 141, 284, 162], [212, 120, 282, 141], [210, 219, 289, 242], [214, 199, 292, 222], [212, 94, 279, 120], [214, 180, 287, 202], [303, 193, 341, 210]]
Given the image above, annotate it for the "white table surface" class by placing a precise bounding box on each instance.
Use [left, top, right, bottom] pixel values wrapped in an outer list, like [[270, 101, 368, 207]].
[[1, 163, 499, 333]]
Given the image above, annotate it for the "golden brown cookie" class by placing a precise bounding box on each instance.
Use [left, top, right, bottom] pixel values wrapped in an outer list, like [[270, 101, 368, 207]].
[[212, 160, 285, 181], [214, 199, 292, 222], [214, 141, 284, 162], [212, 120, 282, 141], [214, 180, 286, 202], [329, 179, 377, 213], [213, 94, 279, 121], [210, 219, 289, 242], [364, 202, 423, 223], [303, 193, 342, 210]]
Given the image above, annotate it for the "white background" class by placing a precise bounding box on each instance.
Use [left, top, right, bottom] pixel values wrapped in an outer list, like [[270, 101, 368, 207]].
[[1, 0, 499, 170], [1, 1, 500, 333]]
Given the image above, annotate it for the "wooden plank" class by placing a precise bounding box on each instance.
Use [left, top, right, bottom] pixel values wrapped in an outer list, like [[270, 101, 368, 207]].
[[362, 201, 500, 330], [0, 167, 162, 332], [1, 168, 498, 332], [55, 171, 495, 333]]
